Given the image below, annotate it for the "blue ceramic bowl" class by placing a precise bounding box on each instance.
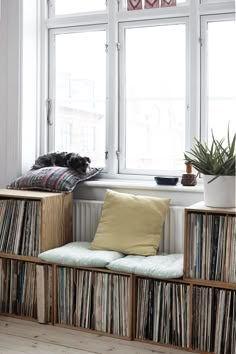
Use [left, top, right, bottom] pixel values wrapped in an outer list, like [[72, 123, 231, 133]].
[[154, 176, 179, 186]]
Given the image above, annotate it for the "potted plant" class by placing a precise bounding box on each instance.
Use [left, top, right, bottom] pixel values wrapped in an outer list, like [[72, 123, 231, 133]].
[[184, 128, 236, 207]]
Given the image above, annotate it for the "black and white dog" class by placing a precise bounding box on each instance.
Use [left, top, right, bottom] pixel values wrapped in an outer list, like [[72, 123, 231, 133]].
[[31, 152, 91, 174]]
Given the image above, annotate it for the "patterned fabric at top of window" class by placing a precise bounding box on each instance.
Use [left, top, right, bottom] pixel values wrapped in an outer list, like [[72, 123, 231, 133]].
[[54, 0, 106, 16], [123, 0, 187, 11]]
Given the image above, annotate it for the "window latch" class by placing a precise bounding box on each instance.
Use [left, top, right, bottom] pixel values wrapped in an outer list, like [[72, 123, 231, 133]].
[[116, 150, 120, 160], [105, 151, 108, 160], [116, 42, 121, 51], [47, 99, 53, 126]]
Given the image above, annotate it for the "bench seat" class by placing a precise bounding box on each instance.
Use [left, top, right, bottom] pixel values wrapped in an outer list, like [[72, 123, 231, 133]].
[[39, 242, 183, 279]]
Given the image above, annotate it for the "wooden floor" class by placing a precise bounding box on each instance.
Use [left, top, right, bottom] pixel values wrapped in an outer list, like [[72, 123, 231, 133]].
[[0, 316, 191, 354]]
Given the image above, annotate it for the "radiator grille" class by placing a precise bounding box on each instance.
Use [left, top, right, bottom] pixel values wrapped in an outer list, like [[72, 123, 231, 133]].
[[73, 200, 184, 253]]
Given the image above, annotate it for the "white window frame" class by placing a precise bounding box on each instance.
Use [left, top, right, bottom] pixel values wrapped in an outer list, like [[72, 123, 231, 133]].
[[118, 18, 190, 176], [200, 12, 236, 144], [44, 0, 235, 180]]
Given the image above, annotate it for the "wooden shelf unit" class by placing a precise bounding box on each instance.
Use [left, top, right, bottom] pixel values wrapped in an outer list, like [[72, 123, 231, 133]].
[[0, 189, 73, 323], [132, 202, 236, 354], [183, 202, 236, 354], [0, 189, 72, 257], [184, 202, 236, 283], [44, 201, 236, 352], [1, 196, 235, 353]]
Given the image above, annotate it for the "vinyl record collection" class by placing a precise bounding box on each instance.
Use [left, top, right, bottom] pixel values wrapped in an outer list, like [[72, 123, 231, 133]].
[[0, 199, 41, 257], [192, 286, 236, 354], [135, 278, 190, 348], [0, 259, 52, 321], [0, 194, 235, 353], [57, 267, 131, 337], [186, 213, 236, 282]]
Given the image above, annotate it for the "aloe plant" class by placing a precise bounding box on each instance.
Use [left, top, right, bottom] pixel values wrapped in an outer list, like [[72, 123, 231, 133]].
[[184, 129, 236, 179]]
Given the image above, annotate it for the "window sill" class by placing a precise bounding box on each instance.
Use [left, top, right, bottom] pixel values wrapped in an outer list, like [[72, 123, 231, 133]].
[[74, 178, 204, 206], [81, 178, 203, 193]]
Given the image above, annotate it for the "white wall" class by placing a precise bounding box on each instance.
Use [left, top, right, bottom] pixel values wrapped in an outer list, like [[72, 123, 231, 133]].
[[21, 0, 39, 173], [0, 0, 39, 188], [0, 0, 22, 188]]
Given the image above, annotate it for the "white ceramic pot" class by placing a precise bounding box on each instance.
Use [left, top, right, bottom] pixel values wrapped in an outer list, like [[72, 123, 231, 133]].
[[203, 175, 236, 208]]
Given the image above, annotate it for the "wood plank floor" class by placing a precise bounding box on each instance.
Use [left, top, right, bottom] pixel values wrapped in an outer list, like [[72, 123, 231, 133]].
[[0, 316, 191, 354]]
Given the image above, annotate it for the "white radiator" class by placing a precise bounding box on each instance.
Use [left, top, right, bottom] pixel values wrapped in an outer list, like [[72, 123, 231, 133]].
[[73, 200, 185, 254]]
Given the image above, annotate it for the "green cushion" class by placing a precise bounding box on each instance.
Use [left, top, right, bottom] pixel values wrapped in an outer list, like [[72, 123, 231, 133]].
[[38, 242, 124, 267]]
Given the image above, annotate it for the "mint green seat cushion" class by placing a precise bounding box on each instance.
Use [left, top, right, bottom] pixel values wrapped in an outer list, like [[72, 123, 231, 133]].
[[134, 253, 183, 278], [106, 255, 146, 273], [106, 253, 183, 279], [38, 242, 124, 267]]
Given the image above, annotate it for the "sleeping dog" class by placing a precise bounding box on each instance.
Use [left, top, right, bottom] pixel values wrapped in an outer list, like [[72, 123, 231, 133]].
[[31, 152, 91, 174]]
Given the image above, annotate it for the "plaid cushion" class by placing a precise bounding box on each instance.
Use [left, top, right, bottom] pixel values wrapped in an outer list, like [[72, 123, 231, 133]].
[[8, 166, 102, 193]]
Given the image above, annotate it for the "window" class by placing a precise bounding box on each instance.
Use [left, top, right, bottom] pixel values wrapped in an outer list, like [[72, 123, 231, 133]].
[[120, 21, 186, 173], [51, 0, 106, 16], [47, 0, 235, 178], [49, 28, 107, 167], [201, 16, 236, 142]]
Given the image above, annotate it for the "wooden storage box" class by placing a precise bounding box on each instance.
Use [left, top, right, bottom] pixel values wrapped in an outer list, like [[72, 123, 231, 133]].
[[0, 189, 72, 258], [54, 265, 133, 340], [0, 257, 53, 323]]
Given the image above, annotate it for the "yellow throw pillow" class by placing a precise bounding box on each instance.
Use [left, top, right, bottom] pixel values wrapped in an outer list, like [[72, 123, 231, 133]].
[[89, 190, 170, 256]]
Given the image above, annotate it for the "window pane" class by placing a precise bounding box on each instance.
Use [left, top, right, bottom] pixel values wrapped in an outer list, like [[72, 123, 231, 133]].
[[55, 0, 106, 15], [201, 0, 232, 4], [124, 24, 186, 171], [54, 31, 106, 166], [207, 20, 236, 142]]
